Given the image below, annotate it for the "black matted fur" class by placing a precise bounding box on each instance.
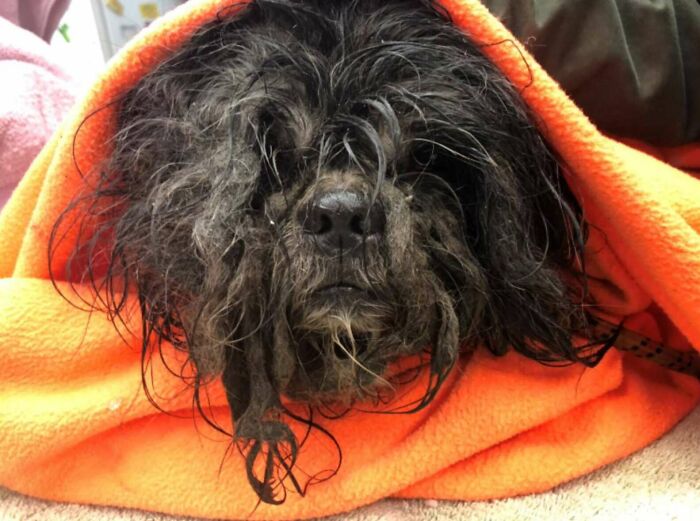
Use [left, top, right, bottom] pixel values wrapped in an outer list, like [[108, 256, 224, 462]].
[[50, 0, 603, 504]]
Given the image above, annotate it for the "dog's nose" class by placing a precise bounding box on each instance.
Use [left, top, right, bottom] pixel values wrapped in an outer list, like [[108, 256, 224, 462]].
[[301, 190, 385, 254]]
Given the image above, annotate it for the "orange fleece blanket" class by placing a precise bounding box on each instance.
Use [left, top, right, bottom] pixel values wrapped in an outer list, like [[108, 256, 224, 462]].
[[1, 1, 700, 519]]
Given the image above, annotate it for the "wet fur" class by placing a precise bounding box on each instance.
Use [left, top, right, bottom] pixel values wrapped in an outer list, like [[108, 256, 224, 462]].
[[51, 0, 600, 504]]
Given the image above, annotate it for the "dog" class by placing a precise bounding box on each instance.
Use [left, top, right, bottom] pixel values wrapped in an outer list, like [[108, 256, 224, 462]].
[[51, 0, 606, 504]]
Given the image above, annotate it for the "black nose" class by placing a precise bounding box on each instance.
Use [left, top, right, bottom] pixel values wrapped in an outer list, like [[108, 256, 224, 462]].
[[301, 190, 385, 255]]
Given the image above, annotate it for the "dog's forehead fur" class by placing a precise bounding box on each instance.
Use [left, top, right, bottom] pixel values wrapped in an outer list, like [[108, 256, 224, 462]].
[[127, 0, 538, 178], [53, 0, 600, 504]]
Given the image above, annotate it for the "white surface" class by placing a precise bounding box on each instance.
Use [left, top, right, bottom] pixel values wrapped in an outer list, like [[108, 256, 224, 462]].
[[91, 0, 186, 59], [47, 1, 186, 92], [50, 1, 105, 92]]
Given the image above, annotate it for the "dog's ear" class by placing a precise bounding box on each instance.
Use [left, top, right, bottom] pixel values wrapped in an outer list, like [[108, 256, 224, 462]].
[[461, 135, 588, 364], [415, 103, 588, 365]]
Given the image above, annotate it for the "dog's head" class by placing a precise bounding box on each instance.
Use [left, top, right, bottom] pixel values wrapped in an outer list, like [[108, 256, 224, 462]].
[[52, 0, 594, 503]]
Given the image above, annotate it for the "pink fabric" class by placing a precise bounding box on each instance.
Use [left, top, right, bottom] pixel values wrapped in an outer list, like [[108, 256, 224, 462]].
[[0, 0, 71, 42], [0, 16, 76, 209]]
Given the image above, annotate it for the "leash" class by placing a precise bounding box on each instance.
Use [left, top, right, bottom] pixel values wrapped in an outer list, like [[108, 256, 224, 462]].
[[586, 315, 700, 380]]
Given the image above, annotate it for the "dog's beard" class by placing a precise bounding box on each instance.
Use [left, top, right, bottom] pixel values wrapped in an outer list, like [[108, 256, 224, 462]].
[[50, 0, 596, 505]]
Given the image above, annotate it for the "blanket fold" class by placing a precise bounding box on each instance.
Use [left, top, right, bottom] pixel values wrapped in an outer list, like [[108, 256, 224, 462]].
[[0, 1, 699, 519]]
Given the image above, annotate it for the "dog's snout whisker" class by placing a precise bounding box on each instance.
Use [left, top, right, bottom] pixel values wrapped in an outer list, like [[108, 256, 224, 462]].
[[301, 190, 385, 255]]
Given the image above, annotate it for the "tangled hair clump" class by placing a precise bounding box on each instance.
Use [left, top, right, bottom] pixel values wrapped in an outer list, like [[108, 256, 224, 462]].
[[50, 0, 604, 504]]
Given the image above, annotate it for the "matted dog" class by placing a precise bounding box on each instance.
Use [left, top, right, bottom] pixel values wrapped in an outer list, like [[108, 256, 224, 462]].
[[52, 0, 624, 504]]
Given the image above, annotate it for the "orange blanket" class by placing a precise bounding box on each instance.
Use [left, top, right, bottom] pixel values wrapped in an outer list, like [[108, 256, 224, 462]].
[[1, 1, 699, 519]]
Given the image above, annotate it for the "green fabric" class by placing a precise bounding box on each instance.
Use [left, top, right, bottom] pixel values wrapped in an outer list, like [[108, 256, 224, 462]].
[[482, 0, 700, 146]]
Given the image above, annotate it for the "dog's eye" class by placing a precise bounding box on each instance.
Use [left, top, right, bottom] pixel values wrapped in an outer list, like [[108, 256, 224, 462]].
[[249, 153, 297, 213], [412, 146, 438, 168], [247, 107, 300, 213], [250, 190, 265, 212]]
